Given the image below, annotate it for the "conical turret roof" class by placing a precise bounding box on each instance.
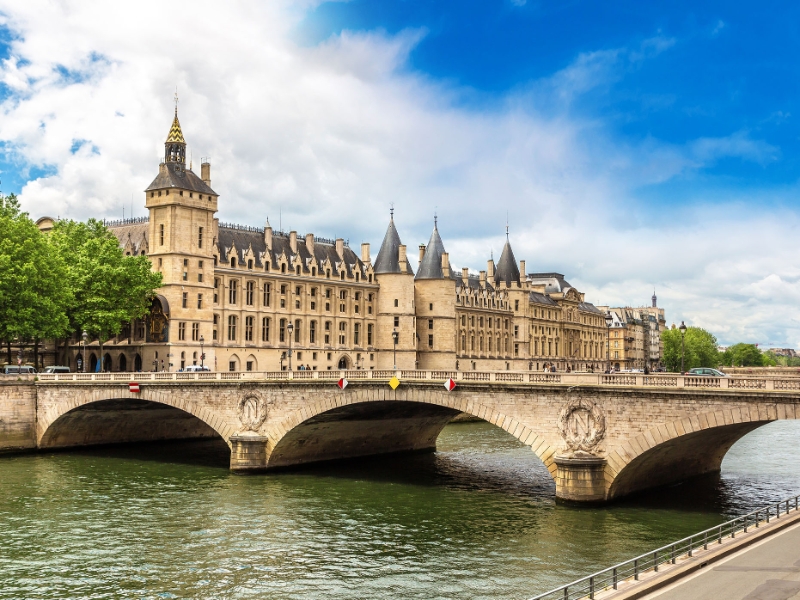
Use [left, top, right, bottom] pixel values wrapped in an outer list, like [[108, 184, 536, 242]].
[[166, 109, 186, 144], [374, 215, 414, 275], [416, 220, 448, 280], [494, 237, 520, 286]]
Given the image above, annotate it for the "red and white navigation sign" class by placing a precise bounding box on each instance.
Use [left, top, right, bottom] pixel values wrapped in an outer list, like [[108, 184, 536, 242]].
[[444, 378, 456, 392], [337, 378, 348, 390], [129, 382, 140, 393]]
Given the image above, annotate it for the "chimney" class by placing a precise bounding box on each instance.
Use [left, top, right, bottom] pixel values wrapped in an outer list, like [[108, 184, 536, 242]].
[[201, 162, 211, 186], [398, 245, 407, 273], [520, 260, 526, 279], [264, 223, 273, 250], [441, 252, 450, 278], [487, 260, 495, 279], [479, 270, 486, 285], [335, 238, 344, 260], [419, 244, 426, 263], [305, 233, 315, 257], [361, 242, 370, 263], [462, 267, 469, 284], [289, 231, 298, 254]]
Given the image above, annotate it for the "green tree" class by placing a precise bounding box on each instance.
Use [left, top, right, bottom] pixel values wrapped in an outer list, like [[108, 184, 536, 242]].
[[662, 326, 720, 372], [50, 219, 162, 370], [722, 343, 769, 367], [0, 194, 72, 365]]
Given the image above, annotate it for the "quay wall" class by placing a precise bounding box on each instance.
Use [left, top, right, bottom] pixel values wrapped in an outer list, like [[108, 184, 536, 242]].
[[0, 382, 37, 452]]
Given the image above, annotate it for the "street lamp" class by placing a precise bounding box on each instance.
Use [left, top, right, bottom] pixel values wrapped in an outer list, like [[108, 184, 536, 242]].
[[679, 321, 687, 374], [81, 330, 88, 373], [604, 312, 613, 373], [287, 322, 294, 371], [200, 335, 205, 369], [392, 328, 399, 370]]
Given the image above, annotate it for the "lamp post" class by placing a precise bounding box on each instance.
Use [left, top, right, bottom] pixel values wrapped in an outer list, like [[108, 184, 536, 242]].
[[81, 330, 88, 373], [200, 335, 205, 369], [392, 329, 399, 370], [679, 321, 687, 374], [604, 312, 613, 373], [287, 322, 294, 371]]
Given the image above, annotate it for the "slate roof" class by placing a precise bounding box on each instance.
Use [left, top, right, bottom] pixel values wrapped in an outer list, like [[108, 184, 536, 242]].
[[166, 110, 186, 144], [373, 217, 414, 275], [456, 274, 495, 293], [145, 164, 216, 195], [527, 272, 572, 294], [416, 223, 449, 280], [579, 302, 604, 314], [494, 239, 520, 286], [529, 291, 558, 305], [217, 226, 366, 279], [108, 221, 149, 255]]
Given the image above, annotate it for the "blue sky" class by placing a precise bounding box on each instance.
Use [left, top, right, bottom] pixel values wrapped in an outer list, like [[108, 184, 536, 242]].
[[1, 1, 799, 347]]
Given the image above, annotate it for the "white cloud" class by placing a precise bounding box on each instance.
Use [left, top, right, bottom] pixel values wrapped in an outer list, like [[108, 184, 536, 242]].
[[0, 1, 797, 347]]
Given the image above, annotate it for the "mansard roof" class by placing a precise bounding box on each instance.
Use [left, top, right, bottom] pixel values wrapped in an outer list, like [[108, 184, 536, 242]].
[[145, 164, 217, 195], [416, 222, 449, 280], [529, 291, 558, 305], [373, 216, 414, 275], [579, 301, 604, 314], [216, 226, 366, 279], [494, 239, 520, 286], [528, 272, 572, 294]]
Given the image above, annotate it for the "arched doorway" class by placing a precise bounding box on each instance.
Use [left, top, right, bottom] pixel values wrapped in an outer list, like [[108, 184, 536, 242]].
[[103, 353, 112, 372], [89, 353, 98, 372], [337, 355, 350, 370], [119, 354, 127, 372], [134, 354, 142, 372]]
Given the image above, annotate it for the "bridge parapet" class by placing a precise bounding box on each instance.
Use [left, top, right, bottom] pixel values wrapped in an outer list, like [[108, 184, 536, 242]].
[[20, 370, 800, 392]]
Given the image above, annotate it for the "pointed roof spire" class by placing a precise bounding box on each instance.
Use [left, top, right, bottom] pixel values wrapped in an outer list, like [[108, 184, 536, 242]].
[[374, 209, 413, 275], [166, 111, 186, 144], [416, 217, 448, 280], [494, 229, 520, 286]]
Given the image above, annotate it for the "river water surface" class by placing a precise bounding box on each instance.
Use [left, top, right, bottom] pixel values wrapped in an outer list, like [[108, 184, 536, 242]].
[[1, 420, 799, 600]]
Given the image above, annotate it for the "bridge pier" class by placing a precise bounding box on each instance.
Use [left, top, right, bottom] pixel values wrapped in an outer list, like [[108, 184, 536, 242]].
[[554, 456, 608, 503], [230, 434, 269, 472]]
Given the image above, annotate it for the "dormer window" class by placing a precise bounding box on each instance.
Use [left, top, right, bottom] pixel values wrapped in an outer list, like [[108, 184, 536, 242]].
[[230, 257, 236, 268], [179, 190, 183, 196]]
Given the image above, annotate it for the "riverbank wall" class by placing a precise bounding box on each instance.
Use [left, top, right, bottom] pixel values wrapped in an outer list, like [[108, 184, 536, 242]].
[[0, 382, 36, 452]]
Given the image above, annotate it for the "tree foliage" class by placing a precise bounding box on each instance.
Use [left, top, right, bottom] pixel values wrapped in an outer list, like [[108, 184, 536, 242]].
[[722, 343, 772, 367], [0, 195, 72, 349], [662, 326, 720, 372]]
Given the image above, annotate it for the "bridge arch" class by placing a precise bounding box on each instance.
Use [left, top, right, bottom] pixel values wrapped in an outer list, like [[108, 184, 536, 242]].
[[265, 386, 559, 475], [606, 402, 800, 500], [37, 386, 232, 450]]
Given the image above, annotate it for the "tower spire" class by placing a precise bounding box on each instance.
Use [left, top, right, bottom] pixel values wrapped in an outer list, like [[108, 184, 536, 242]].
[[164, 96, 186, 167]]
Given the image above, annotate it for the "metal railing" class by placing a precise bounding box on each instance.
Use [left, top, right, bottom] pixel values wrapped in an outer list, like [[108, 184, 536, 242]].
[[12, 371, 800, 390], [528, 494, 800, 600]]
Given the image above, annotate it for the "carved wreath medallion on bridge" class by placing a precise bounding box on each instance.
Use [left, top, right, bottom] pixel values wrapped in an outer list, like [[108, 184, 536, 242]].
[[237, 392, 267, 432], [557, 397, 606, 454]]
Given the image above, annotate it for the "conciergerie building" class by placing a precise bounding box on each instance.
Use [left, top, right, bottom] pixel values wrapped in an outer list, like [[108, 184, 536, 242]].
[[54, 107, 629, 373]]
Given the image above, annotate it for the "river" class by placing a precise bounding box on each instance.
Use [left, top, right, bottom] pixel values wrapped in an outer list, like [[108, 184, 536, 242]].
[[1, 420, 799, 600]]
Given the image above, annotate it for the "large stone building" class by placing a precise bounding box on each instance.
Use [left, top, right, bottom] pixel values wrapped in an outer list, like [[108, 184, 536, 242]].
[[599, 293, 666, 371], [60, 108, 651, 373]]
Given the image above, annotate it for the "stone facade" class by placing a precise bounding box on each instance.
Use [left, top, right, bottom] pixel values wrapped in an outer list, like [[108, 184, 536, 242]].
[[44, 108, 661, 374]]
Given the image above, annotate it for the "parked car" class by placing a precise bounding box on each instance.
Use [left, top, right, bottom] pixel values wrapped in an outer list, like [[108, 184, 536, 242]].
[[183, 365, 211, 372], [2, 365, 37, 375], [43, 366, 71, 374], [687, 368, 729, 377]]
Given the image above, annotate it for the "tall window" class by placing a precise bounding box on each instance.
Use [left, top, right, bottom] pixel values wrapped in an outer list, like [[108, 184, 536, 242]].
[[229, 280, 238, 304], [279, 319, 286, 343], [338, 322, 347, 345], [182, 292, 187, 309], [262, 317, 270, 342], [198, 226, 203, 248], [428, 334, 433, 348], [262, 283, 271, 307], [214, 278, 219, 303], [227, 315, 237, 341], [159, 223, 164, 246], [178, 322, 186, 341], [367, 324, 373, 346], [294, 319, 301, 343], [192, 323, 199, 341], [197, 294, 202, 309], [309, 321, 317, 344], [246, 281, 255, 305], [245, 316, 254, 341], [354, 323, 360, 345]]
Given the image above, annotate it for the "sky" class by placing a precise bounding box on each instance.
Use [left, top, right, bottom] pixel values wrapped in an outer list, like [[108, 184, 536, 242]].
[[0, 0, 799, 347]]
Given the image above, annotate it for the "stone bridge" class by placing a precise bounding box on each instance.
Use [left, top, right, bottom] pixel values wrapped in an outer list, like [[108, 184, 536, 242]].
[[3, 369, 800, 503]]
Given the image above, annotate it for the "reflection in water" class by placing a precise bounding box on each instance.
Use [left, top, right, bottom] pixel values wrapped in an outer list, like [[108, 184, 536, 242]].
[[0, 420, 798, 600]]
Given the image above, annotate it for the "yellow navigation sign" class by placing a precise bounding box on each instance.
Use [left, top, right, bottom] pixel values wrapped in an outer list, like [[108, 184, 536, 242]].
[[389, 376, 400, 390]]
